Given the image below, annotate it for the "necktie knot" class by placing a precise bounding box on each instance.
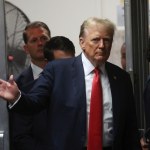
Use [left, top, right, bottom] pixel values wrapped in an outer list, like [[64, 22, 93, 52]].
[[93, 68, 100, 83], [94, 67, 100, 74]]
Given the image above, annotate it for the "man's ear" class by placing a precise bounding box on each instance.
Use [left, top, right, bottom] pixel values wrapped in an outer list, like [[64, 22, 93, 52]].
[[79, 37, 85, 50], [23, 45, 29, 54]]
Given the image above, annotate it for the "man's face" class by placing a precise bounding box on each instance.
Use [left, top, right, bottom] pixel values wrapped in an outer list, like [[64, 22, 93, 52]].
[[79, 24, 113, 67], [121, 45, 126, 70], [24, 27, 50, 61]]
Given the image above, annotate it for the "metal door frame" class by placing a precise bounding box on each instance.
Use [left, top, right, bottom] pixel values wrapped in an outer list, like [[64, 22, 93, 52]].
[[0, 0, 9, 149], [124, 0, 149, 129]]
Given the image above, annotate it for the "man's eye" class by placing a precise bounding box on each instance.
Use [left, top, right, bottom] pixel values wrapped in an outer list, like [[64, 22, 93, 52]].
[[30, 39, 37, 43], [92, 38, 100, 42], [41, 36, 49, 41], [104, 38, 112, 42]]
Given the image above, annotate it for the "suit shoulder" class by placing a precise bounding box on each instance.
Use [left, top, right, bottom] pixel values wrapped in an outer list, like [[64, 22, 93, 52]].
[[106, 62, 130, 77], [45, 57, 76, 68]]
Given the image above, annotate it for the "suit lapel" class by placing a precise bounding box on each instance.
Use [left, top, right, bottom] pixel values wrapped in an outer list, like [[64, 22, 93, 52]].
[[72, 55, 87, 141], [23, 66, 34, 82], [105, 62, 122, 137], [72, 55, 86, 102], [18, 66, 35, 92]]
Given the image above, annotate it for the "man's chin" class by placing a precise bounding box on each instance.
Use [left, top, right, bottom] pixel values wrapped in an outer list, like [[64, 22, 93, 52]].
[[96, 56, 106, 62]]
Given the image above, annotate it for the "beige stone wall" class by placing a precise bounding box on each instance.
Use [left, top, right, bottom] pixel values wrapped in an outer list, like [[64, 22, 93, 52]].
[[108, 28, 125, 68]]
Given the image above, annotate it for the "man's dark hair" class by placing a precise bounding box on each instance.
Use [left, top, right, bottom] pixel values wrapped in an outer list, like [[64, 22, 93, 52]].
[[44, 36, 75, 61], [23, 21, 51, 44]]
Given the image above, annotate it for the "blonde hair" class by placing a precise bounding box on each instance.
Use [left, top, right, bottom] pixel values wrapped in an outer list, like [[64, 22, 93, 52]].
[[79, 17, 116, 38]]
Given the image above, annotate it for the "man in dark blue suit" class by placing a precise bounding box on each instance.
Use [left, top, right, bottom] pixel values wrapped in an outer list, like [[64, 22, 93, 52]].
[[10, 21, 75, 150], [9, 21, 51, 150], [0, 17, 141, 150]]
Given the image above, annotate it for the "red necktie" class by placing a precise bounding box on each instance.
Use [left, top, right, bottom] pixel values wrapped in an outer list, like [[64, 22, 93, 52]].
[[87, 68, 103, 150]]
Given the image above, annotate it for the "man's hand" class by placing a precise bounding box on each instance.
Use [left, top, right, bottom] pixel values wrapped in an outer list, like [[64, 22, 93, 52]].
[[0, 75, 20, 103]]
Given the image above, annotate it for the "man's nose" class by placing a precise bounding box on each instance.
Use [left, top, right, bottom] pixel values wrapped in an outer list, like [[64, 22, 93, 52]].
[[37, 38, 43, 45], [99, 39, 104, 48]]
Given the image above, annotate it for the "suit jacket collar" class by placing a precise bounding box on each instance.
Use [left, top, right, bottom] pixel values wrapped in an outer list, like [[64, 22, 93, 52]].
[[16, 65, 35, 92], [72, 54, 85, 98], [21, 65, 34, 82]]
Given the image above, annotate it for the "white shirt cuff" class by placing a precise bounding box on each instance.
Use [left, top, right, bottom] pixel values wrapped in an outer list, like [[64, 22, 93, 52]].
[[8, 90, 21, 109]]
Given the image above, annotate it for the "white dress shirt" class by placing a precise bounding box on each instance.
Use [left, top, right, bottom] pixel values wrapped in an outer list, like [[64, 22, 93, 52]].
[[31, 62, 43, 80], [81, 52, 113, 147]]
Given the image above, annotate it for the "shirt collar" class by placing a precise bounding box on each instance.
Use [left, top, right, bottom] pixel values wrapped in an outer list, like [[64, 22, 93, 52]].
[[31, 62, 43, 78], [81, 52, 106, 76]]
